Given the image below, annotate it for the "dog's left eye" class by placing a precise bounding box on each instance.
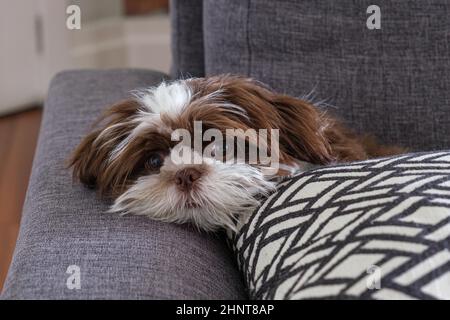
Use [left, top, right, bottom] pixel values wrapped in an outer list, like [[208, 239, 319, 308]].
[[145, 153, 163, 170]]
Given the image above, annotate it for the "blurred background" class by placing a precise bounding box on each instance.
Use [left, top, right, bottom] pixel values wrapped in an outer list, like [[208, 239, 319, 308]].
[[0, 0, 170, 115], [0, 0, 170, 291]]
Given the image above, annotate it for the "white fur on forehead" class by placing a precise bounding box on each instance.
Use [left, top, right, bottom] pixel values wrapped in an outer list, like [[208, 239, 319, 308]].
[[107, 81, 191, 162], [134, 80, 192, 115]]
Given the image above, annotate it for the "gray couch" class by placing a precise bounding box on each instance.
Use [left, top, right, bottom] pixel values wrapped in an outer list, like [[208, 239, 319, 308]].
[[2, 0, 449, 299]]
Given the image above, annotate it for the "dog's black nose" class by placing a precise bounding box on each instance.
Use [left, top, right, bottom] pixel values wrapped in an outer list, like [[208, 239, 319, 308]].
[[175, 168, 201, 191]]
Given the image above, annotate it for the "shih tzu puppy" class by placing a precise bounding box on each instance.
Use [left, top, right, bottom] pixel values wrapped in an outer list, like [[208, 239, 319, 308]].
[[69, 75, 402, 231]]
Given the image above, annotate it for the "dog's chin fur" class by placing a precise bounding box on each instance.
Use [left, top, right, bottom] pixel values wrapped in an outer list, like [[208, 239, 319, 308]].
[[69, 74, 405, 232], [110, 155, 276, 232]]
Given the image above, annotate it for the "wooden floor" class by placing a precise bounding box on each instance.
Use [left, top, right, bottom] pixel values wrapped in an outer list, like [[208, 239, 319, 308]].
[[0, 108, 42, 292]]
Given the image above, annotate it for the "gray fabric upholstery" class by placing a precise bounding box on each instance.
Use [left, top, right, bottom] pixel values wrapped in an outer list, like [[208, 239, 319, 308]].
[[202, 0, 450, 152], [1, 69, 246, 299], [5, 0, 450, 300], [170, 0, 205, 78]]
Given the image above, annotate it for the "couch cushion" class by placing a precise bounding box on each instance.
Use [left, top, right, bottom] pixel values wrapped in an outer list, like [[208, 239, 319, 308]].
[[1, 69, 246, 299], [203, 0, 450, 151], [232, 151, 450, 299]]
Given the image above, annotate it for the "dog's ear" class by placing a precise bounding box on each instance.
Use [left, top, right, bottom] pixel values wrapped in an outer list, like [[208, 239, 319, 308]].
[[68, 99, 141, 195], [211, 75, 334, 165], [271, 94, 334, 164]]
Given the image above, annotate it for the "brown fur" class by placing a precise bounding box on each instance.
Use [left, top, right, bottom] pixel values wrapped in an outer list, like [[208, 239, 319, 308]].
[[69, 99, 173, 196], [186, 75, 404, 164], [69, 74, 405, 197]]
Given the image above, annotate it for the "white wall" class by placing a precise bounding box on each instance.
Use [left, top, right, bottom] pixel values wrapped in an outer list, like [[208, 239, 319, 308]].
[[70, 14, 171, 73], [0, 0, 41, 114], [0, 0, 70, 115], [0, 0, 171, 115]]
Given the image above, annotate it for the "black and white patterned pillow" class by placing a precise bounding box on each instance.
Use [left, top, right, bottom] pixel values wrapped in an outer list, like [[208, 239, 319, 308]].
[[232, 151, 450, 300]]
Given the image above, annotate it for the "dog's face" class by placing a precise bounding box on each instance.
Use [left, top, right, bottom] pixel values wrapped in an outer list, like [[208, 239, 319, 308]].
[[69, 75, 333, 231]]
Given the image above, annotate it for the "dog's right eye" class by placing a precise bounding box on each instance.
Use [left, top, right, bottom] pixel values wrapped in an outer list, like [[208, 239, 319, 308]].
[[145, 153, 163, 170]]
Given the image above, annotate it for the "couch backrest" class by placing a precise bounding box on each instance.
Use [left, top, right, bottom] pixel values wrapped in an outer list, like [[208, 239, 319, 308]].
[[170, 0, 450, 151], [170, 0, 205, 77]]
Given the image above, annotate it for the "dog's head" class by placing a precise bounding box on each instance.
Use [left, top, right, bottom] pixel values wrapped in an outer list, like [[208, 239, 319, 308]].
[[69, 75, 333, 231]]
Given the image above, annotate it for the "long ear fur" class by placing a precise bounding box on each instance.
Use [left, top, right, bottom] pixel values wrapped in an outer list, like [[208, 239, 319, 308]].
[[68, 99, 141, 195], [192, 75, 335, 165], [271, 94, 334, 164], [199, 75, 389, 164], [272, 94, 406, 163]]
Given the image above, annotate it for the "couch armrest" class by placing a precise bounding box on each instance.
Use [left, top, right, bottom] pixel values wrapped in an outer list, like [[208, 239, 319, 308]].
[[1, 69, 246, 299]]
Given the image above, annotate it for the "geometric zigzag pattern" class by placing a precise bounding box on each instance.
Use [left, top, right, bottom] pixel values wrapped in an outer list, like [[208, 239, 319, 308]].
[[232, 151, 450, 300]]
